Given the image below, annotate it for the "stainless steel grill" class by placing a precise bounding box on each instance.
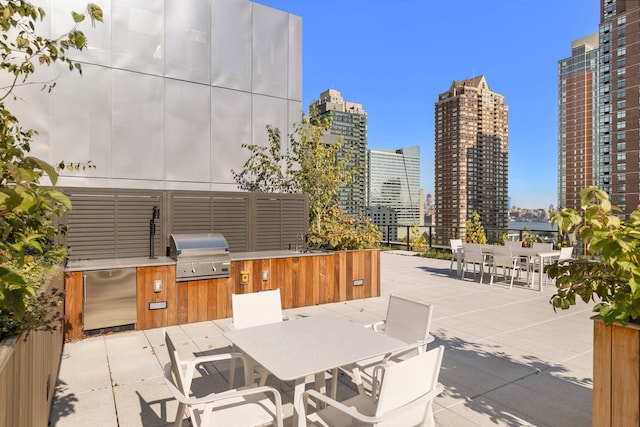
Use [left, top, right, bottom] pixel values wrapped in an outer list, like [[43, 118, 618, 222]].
[[169, 233, 231, 281]]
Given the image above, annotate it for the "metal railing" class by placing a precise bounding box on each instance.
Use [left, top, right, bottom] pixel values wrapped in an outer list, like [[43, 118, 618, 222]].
[[380, 225, 561, 251]]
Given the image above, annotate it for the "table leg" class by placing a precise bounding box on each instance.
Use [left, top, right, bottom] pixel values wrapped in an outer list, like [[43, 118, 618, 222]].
[[293, 377, 306, 427], [539, 256, 544, 292]]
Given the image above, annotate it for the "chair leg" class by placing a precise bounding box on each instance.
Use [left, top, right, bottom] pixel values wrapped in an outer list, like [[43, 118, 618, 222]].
[[228, 358, 236, 389], [173, 402, 187, 427]]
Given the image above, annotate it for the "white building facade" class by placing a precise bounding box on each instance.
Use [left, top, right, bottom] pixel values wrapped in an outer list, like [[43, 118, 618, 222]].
[[8, 0, 302, 192]]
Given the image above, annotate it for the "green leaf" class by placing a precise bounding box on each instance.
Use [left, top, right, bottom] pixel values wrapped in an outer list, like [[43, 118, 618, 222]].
[[71, 11, 85, 23]]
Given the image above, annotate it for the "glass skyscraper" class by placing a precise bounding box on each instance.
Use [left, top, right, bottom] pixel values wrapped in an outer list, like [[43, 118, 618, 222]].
[[368, 146, 421, 226]]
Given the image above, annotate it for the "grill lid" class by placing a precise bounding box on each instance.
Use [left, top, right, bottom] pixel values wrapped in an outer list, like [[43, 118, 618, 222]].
[[169, 233, 229, 258], [169, 233, 231, 281]]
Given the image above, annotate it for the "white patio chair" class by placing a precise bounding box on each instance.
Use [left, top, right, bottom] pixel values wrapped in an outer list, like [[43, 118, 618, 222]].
[[303, 346, 445, 427], [449, 239, 463, 271], [462, 243, 488, 283], [163, 330, 283, 427], [229, 289, 284, 387], [231, 289, 284, 329], [558, 246, 574, 262], [504, 240, 522, 248], [489, 245, 521, 289], [336, 294, 434, 396]]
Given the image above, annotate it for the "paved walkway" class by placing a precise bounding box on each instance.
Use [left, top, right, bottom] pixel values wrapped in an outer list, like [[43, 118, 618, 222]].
[[50, 251, 594, 426]]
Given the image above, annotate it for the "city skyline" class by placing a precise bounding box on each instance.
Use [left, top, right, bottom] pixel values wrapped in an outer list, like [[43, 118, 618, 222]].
[[254, 0, 599, 209]]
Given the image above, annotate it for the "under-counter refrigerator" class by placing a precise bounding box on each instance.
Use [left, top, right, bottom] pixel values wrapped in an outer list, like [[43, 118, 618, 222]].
[[83, 268, 137, 331]]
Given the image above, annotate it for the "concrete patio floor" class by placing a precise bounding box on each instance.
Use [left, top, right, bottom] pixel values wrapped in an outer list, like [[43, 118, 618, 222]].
[[50, 250, 594, 426]]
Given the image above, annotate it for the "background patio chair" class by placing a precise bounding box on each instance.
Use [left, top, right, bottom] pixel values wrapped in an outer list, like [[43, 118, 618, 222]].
[[229, 289, 284, 387], [163, 330, 283, 427], [336, 294, 434, 396], [489, 245, 521, 289], [449, 239, 463, 271], [462, 243, 488, 282], [504, 240, 522, 248], [303, 346, 445, 427]]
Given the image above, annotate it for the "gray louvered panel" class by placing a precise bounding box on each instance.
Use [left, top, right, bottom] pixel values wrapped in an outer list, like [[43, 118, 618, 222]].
[[255, 198, 285, 250], [65, 194, 117, 258], [115, 195, 161, 258], [212, 195, 249, 252], [171, 195, 213, 233]]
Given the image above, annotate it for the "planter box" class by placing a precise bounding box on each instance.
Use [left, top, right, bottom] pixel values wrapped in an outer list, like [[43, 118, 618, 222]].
[[592, 316, 640, 426], [0, 268, 64, 427]]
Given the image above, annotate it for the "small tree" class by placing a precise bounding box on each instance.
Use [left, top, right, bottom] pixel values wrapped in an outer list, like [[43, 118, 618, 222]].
[[465, 211, 487, 244], [548, 186, 640, 325], [0, 2, 103, 335], [233, 108, 380, 250], [410, 223, 427, 253]]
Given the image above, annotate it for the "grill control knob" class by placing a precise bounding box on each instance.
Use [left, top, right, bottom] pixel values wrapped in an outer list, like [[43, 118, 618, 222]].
[[191, 265, 197, 274], [211, 261, 217, 272]]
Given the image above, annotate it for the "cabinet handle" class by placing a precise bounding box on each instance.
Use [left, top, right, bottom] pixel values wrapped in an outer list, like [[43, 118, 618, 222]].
[[83, 274, 87, 303]]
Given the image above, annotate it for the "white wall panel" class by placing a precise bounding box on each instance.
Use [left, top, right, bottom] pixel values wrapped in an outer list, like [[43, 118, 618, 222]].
[[210, 87, 251, 184], [112, 70, 164, 180], [165, 80, 211, 182], [6, 66, 51, 162], [288, 100, 303, 151], [165, 0, 210, 84], [50, 63, 112, 179], [252, 94, 287, 158], [5, 1, 302, 191], [252, 4, 287, 98], [51, 0, 112, 67], [112, 0, 164, 75], [211, 0, 251, 91], [288, 14, 303, 102]]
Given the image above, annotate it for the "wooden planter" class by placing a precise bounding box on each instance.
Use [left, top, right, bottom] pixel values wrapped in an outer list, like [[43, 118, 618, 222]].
[[592, 316, 640, 426], [0, 267, 64, 427]]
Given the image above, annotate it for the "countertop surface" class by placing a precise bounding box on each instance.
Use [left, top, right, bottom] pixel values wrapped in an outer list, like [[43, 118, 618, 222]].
[[65, 250, 331, 271]]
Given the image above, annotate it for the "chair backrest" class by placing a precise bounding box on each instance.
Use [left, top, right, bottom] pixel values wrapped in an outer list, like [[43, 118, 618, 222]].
[[558, 246, 573, 261], [463, 243, 482, 252], [450, 239, 463, 251], [164, 330, 188, 394], [532, 242, 553, 252], [492, 245, 512, 266], [232, 289, 283, 329], [504, 240, 522, 248], [374, 346, 445, 426], [383, 294, 433, 346]]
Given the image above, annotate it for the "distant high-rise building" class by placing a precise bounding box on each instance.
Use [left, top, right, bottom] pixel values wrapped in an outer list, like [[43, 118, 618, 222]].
[[368, 146, 421, 226], [310, 89, 368, 217], [365, 206, 398, 242], [434, 75, 509, 243], [594, 0, 640, 215], [558, 34, 599, 211]]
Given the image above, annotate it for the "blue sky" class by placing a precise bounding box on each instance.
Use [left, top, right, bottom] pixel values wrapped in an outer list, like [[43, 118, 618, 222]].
[[254, 0, 599, 209]]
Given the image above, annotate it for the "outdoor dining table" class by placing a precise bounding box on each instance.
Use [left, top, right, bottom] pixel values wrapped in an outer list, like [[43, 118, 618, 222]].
[[223, 313, 408, 427], [456, 244, 560, 291], [510, 247, 561, 291]]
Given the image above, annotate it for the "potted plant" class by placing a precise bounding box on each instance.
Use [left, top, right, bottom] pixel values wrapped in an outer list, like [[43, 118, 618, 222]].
[[548, 186, 640, 426], [0, 3, 102, 425]]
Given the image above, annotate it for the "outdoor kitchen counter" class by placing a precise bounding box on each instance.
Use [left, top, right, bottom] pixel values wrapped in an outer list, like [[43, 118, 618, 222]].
[[65, 256, 175, 272], [230, 250, 332, 261]]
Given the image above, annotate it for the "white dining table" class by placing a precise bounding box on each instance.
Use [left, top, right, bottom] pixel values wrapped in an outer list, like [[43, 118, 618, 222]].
[[510, 247, 561, 291], [223, 314, 408, 427]]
